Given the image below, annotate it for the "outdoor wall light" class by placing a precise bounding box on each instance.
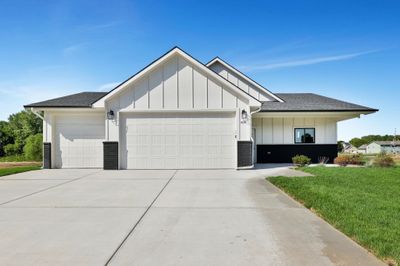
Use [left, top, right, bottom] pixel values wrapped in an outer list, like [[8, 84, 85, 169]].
[[241, 110, 248, 123], [107, 110, 114, 120]]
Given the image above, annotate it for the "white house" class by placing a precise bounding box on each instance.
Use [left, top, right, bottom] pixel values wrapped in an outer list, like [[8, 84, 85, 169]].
[[25, 47, 377, 169], [342, 142, 359, 154], [366, 141, 400, 154], [357, 144, 368, 154]]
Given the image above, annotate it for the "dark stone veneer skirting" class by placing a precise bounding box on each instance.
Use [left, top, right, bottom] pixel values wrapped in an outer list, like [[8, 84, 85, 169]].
[[237, 141, 253, 167], [257, 144, 338, 164], [43, 142, 51, 169], [103, 141, 119, 170]]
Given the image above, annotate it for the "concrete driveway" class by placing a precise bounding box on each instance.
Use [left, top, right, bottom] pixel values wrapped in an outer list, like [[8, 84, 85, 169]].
[[0, 167, 384, 266]]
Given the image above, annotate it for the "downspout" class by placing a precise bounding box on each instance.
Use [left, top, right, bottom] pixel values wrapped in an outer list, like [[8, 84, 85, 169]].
[[250, 106, 262, 167], [30, 108, 44, 120], [237, 106, 262, 170]]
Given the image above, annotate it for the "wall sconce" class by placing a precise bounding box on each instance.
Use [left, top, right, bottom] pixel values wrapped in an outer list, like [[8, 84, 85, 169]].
[[241, 109, 248, 123], [107, 110, 114, 120]]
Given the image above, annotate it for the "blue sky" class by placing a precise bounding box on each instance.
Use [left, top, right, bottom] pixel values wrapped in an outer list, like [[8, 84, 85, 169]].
[[0, 0, 399, 141]]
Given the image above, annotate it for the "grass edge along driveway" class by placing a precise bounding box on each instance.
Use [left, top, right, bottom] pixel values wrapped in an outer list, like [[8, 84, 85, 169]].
[[269, 166, 400, 266], [0, 166, 41, 177]]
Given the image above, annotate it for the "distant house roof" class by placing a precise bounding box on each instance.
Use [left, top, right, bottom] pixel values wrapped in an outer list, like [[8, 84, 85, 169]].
[[372, 141, 400, 147], [358, 144, 368, 149], [24, 92, 108, 108], [261, 93, 378, 112]]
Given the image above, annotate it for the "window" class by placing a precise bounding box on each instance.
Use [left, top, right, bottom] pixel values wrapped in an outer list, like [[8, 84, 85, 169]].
[[294, 128, 315, 143]]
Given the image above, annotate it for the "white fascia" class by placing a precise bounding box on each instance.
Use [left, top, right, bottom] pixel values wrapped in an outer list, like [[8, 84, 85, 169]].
[[252, 111, 376, 121], [206, 57, 284, 103]]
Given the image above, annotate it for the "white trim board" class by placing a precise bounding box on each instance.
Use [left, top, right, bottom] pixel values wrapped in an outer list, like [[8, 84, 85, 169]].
[[206, 57, 284, 102]]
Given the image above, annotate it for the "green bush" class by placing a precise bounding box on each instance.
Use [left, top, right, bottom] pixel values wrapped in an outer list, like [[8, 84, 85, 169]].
[[292, 155, 311, 166], [373, 153, 395, 167], [334, 154, 364, 166], [23, 133, 43, 161], [0, 154, 27, 162], [4, 143, 20, 156]]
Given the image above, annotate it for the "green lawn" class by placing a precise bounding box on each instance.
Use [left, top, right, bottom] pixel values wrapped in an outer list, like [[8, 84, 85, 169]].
[[269, 167, 400, 265], [0, 166, 41, 177]]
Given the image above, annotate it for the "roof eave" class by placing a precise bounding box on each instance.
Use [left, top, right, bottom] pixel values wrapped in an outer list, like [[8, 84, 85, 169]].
[[259, 109, 378, 113]]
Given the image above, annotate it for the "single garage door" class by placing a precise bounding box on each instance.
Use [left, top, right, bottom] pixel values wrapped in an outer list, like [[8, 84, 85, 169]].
[[120, 112, 236, 169], [54, 113, 105, 168]]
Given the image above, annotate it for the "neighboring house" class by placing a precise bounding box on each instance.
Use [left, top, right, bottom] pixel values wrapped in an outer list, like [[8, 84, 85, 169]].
[[342, 142, 359, 154], [25, 47, 378, 169], [366, 141, 400, 154], [357, 144, 367, 154]]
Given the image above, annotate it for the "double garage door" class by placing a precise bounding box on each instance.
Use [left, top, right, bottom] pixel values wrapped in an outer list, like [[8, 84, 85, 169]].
[[120, 112, 236, 169], [54, 112, 236, 169]]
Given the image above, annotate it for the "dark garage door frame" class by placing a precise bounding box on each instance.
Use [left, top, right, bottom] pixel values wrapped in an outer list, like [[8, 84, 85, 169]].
[[257, 144, 338, 164]]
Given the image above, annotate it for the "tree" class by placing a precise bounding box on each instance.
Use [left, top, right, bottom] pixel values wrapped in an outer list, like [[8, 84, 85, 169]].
[[337, 141, 344, 152], [6, 110, 42, 154], [23, 133, 43, 161], [349, 135, 396, 148], [0, 121, 13, 156], [349, 138, 365, 148]]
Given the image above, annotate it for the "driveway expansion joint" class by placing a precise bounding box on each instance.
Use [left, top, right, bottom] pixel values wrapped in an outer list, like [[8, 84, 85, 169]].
[[104, 169, 178, 266], [0, 170, 102, 206]]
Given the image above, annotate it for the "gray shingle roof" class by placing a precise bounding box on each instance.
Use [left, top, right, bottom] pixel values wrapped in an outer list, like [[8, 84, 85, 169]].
[[261, 93, 378, 112], [24, 92, 108, 108], [372, 141, 400, 146]]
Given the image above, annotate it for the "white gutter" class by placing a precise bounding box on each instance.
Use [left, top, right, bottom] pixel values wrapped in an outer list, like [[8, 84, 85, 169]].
[[30, 108, 44, 120], [250, 106, 262, 116]]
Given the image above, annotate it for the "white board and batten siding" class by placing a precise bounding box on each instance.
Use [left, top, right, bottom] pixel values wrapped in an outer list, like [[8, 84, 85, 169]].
[[208, 61, 275, 102], [106, 56, 252, 142], [252, 117, 337, 144]]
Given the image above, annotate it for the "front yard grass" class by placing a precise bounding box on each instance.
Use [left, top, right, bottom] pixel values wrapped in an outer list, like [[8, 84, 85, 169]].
[[269, 167, 400, 265], [0, 166, 41, 177]]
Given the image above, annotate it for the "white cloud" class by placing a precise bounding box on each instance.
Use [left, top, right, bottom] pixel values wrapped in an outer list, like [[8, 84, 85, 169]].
[[79, 21, 121, 31], [98, 82, 120, 92], [240, 50, 379, 71], [63, 43, 87, 56]]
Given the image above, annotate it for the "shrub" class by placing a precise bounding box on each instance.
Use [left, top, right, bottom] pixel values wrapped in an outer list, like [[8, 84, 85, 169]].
[[348, 154, 364, 165], [373, 153, 395, 167], [334, 154, 364, 166], [334, 155, 348, 166], [4, 143, 20, 156], [292, 155, 311, 166], [23, 133, 43, 161]]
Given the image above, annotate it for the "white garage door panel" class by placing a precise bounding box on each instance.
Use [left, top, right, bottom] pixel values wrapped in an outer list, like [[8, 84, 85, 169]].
[[55, 114, 105, 168], [121, 112, 236, 169]]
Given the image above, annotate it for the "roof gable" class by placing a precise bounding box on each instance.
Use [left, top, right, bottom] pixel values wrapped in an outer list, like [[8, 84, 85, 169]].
[[92, 47, 261, 108], [206, 57, 284, 102]]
